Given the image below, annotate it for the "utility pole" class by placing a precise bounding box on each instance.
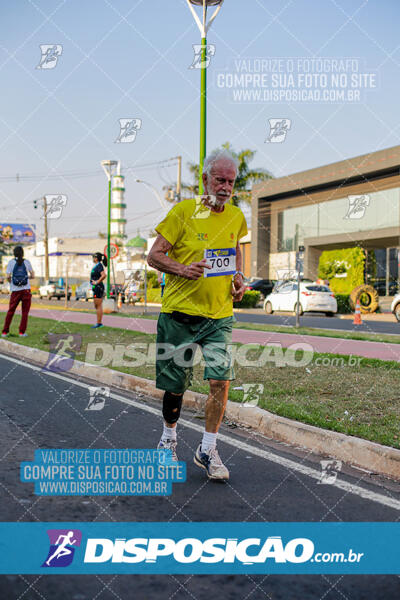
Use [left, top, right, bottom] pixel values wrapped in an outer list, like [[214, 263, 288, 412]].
[[295, 245, 305, 328], [176, 155, 182, 202], [43, 196, 49, 283], [64, 257, 69, 309]]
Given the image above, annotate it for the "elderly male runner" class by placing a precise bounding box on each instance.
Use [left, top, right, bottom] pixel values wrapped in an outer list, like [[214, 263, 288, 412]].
[[147, 149, 247, 480]]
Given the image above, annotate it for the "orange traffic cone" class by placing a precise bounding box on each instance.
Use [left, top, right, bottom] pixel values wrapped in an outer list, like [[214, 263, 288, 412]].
[[117, 293, 122, 309], [353, 299, 362, 325]]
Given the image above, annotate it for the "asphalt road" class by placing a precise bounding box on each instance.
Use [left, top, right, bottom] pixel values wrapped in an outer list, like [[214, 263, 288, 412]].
[[0, 353, 399, 599]]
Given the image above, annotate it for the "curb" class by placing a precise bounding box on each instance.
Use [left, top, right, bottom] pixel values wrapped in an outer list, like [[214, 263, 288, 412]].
[[1, 339, 400, 481]]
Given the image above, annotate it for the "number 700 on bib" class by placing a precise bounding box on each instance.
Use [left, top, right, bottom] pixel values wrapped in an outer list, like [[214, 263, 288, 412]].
[[203, 248, 236, 278]]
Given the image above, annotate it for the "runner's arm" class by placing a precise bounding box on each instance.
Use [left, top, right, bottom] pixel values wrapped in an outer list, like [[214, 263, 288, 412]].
[[6, 261, 12, 283], [96, 270, 106, 283], [231, 241, 246, 301], [147, 234, 211, 280]]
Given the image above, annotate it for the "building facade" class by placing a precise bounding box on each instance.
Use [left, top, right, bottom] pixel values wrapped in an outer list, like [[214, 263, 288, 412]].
[[22, 237, 104, 283], [252, 145, 400, 293]]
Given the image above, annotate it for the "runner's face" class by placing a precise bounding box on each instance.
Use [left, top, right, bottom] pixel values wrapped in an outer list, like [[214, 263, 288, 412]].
[[204, 160, 237, 204]]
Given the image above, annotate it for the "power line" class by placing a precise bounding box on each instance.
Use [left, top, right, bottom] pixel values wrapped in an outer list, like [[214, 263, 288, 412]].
[[0, 157, 180, 183]]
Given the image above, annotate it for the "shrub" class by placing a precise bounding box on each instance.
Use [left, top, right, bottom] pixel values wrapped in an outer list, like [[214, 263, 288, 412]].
[[146, 270, 160, 289], [335, 294, 352, 314], [319, 247, 364, 294], [145, 288, 162, 303], [234, 290, 260, 308]]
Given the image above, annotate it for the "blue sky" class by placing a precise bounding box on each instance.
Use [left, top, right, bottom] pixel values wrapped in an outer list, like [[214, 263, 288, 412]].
[[0, 0, 399, 240]]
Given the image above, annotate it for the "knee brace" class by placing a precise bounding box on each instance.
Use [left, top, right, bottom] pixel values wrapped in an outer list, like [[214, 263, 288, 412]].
[[162, 391, 183, 424]]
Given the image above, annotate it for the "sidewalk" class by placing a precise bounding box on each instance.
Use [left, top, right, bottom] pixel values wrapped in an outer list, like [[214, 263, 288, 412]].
[[1, 304, 400, 362]]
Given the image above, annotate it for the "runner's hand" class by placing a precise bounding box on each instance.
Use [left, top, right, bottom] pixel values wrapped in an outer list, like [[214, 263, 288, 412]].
[[181, 259, 211, 280], [231, 275, 246, 302]]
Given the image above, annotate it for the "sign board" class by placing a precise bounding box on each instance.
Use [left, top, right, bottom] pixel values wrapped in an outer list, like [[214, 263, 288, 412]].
[[295, 246, 305, 276], [0, 223, 35, 245], [276, 269, 298, 281], [104, 243, 119, 260]]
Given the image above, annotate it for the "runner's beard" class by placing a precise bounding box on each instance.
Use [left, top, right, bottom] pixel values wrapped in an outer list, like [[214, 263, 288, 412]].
[[205, 193, 229, 207]]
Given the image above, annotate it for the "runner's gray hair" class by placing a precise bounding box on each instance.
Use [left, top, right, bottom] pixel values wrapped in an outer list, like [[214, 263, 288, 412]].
[[203, 149, 239, 176]]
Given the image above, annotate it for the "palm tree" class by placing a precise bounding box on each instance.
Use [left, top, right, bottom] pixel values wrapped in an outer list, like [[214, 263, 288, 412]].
[[182, 142, 273, 206]]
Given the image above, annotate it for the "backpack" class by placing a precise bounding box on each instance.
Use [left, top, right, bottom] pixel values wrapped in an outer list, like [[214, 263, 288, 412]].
[[12, 260, 28, 287]]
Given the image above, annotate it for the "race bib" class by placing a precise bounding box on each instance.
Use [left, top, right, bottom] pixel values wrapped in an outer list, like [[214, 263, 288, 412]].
[[203, 248, 236, 278]]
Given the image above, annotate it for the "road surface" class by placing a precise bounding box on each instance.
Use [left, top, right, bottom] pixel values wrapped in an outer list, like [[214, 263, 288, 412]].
[[0, 352, 399, 599]]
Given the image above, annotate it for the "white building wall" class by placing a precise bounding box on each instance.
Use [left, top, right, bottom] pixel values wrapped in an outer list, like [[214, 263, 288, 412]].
[[269, 251, 296, 279], [21, 237, 104, 282]]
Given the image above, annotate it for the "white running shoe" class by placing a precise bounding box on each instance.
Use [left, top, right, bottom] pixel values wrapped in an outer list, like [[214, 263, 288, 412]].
[[157, 438, 178, 462], [194, 444, 229, 480]]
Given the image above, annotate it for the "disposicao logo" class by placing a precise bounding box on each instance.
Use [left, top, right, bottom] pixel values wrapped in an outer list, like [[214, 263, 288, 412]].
[[42, 529, 82, 567], [83, 536, 314, 564]]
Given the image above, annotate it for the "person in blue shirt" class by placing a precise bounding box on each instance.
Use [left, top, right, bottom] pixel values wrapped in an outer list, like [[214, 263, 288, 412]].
[[90, 253, 107, 329], [157, 270, 166, 297]]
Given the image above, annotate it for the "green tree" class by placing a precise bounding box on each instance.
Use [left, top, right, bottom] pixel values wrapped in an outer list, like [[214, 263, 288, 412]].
[[182, 142, 273, 206]]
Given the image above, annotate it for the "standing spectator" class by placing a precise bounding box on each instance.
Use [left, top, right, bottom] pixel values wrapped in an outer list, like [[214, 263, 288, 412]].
[[157, 270, 166, 298], [2, 246, 34, 338], [90, 253, 107, 329]]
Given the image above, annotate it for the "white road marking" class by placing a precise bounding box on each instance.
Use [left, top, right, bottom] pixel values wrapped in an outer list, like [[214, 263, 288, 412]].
[[1, 352, 399, 511]]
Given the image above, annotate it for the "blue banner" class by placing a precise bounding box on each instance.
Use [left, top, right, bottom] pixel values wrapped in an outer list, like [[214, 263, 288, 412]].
[[20, 449, 186, 496], [0, 223, 35, 244], [0, 522, 398, 574]]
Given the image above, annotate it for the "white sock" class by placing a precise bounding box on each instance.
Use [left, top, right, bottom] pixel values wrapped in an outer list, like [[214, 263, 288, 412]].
[[161, 422, 176, 442], [201, 431, 217, 454]]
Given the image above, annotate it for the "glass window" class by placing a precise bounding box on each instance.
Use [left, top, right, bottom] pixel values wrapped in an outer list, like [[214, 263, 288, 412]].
[[277, 187, 400, 252], [305, 285, 330, 292], [278, 283, 293, 293]]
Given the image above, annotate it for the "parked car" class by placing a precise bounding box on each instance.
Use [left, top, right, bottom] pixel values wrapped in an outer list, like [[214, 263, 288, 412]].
[[264, 282, 337, 316], [124, 282, 142, 304], [246, 278, 276, 299], [39, 282, 72, 300], [75, 281, 94, 301], [391, 294, 400, 322], [110, 284, 125, 303]]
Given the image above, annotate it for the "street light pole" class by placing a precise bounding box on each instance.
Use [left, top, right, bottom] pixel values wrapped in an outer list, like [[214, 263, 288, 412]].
[[43, 196, 49, 283], [101, 160, 118, 299], [134, 179, 169, 210], [176, 155, 182, 201], [186, 0, 224, 194]]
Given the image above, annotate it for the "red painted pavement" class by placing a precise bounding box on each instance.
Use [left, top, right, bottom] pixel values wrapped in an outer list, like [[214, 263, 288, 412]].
[[0, 305, 399, 362]]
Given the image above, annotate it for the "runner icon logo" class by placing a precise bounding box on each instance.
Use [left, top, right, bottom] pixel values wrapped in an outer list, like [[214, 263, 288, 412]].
[[189, 44, 216, 69], [42, 529, 82, 567], [86, 386, 110, 411], [318, 460, 342, 485], [115, 118, 142, 144], [42, 334, 82, 374], [242, 383, 264, 407], [36, 45, 63, 69], [265, 118, 291, 143]]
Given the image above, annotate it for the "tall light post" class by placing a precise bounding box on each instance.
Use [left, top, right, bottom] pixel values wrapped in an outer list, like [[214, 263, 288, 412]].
[[134, 179, 169, 210], [101, 160, 118, 298], [186, 0, 224, 194]]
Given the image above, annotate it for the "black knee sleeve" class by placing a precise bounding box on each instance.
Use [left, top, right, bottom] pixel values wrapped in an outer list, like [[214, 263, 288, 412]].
[[162, 391, 183, 424]]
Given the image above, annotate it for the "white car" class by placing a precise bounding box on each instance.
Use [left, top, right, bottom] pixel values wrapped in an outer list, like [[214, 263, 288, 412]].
[[391, 294, 400, 322], [39, 282, 72, 300], [264, 281, 337, 317]]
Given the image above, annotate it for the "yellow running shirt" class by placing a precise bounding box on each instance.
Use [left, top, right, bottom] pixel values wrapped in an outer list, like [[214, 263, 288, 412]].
[[155, 198, 248, 319]]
